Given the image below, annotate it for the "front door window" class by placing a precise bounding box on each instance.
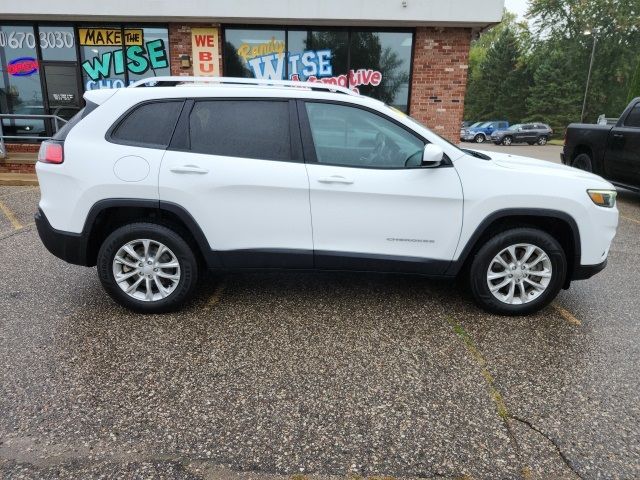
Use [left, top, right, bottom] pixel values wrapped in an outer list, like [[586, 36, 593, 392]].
[[305, 102, 424, 168]]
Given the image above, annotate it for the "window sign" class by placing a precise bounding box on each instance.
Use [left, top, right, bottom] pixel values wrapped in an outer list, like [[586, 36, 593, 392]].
[[78, 28, 143, 46], [223, 28, 413, 112], [191, 27, 220, 76], [80, 27, 170, 90], [126, 28, 171, 84]]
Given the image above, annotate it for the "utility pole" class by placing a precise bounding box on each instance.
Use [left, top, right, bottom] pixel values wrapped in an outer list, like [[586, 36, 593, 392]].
[[581, 31, 597, 123]]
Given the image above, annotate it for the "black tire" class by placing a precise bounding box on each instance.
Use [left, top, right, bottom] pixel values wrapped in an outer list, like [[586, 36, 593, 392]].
[[474, 134, 485, 143], [501, 136, 513, 146], [97, 222, 199, 313], [468, 228, 566, 316], [572, 153, 593, 172], [537, 136, 548, 146]]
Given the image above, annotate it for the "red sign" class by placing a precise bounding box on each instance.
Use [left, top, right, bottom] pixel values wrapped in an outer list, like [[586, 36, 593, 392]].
[[8, 57, 39, 77]]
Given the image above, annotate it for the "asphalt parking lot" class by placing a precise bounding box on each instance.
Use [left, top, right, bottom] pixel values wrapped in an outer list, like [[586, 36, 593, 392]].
[[1, 148, 639, 479]]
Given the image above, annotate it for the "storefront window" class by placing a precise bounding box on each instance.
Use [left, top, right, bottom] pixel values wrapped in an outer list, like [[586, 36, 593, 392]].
[[79, 26, 170, 90], [223, 27, 413, 112], [126, 27, 171, 84], [350, 31, 413, 112], [0, 25, 46, 139], [287, 30, 348, 84], [39, 26, 76, 61], [224, 29, 286, 79]]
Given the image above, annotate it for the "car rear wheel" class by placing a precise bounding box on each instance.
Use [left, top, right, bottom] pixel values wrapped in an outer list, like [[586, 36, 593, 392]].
[[97, 223, 199, 313], [572, 153, 593, 172], [537, 136, 548, 146], [474, 134, 485, 143], [469, 228, 566, 315], [501, 136, 513, 146]]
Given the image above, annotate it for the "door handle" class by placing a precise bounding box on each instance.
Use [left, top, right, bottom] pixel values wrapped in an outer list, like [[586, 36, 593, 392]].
[[613, 133, 624, 138], [317, 175, 354, 185], [170, 165, 209, 174]]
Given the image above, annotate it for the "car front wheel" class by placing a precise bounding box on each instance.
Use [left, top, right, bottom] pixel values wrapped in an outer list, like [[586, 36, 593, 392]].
[[474, 134, 485, 143], [501, 136, 513, 146], [469, 228, 566, 315], [537, 136, 548, 145], [97, 222, 199, 313], [572, 153, 593, 172]]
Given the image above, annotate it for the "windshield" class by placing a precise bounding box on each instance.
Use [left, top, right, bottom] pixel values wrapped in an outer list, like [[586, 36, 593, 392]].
[[469, 121, 484, 128], [508, 124, 521, 131]]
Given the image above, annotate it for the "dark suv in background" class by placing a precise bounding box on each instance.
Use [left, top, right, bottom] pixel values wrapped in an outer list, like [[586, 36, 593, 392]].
[[491, 123, 553, 146]]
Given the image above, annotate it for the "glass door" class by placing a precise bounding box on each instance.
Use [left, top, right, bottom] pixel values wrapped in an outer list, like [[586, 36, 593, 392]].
[[42, 62, 82, 126]]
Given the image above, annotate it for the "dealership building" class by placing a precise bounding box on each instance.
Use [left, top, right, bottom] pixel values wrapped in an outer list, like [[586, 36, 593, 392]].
[[0, 0, 503, 172]]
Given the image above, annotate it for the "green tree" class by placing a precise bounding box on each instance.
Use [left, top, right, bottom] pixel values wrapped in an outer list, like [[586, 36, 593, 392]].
[[627, 58, 640, 102], [527, 0, 640, 120], [464, 11, 531, 122], [465, 26, 530, 122], [525, 47, 582, 131]]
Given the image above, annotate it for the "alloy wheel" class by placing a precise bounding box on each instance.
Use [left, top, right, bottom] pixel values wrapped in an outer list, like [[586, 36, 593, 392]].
[[502, 136, 512, 146], [112, 239, 181, 302], [486, 243, 552, 305]]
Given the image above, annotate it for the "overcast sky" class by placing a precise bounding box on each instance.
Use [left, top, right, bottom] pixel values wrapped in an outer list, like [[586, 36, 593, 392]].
[[504, 0, 529, 20]]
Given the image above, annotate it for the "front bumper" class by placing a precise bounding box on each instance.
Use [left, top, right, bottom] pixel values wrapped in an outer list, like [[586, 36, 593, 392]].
[[35, 208, 91, 266], [572, 259, 607, 280]]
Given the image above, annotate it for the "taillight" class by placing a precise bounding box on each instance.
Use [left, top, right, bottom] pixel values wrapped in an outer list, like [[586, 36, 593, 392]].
[[38, 141, 64, 164]]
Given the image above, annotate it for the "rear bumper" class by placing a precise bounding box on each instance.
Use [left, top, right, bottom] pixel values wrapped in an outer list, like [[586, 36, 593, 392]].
[[572, 259, 607, 281], [35, 208, 90, 266]]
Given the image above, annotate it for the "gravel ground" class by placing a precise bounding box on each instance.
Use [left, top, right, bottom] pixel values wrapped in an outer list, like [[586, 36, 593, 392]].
[[0, 160, 639, 479]]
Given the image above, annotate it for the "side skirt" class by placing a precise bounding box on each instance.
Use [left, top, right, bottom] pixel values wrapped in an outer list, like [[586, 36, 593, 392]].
[[215, 248, 451, 276]]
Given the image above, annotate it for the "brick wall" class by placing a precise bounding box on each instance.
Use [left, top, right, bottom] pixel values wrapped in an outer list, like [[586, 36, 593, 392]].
[[409, 27, 472, 143], [0, 163, 35, 174], [169, 23, 223, 76], [6, 143, 39, 153]]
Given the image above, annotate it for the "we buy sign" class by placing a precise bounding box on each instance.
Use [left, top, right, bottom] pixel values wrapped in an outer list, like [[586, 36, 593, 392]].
[[191, 28, 220, 76]]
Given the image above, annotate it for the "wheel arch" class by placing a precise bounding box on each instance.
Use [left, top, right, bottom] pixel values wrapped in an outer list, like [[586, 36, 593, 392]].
[[447, 208, 580, 288], [82, 199, 222, 269]]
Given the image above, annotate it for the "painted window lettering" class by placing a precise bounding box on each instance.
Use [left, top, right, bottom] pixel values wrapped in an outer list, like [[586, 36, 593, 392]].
[[82, 39, 168, 82], [78, 27, 171, 90], [224, 29, 413, 112], [236, 38, 383, 93]]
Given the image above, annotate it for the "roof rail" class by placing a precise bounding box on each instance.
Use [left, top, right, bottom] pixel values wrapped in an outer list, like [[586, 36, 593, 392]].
[[128, 76, 359, 96]]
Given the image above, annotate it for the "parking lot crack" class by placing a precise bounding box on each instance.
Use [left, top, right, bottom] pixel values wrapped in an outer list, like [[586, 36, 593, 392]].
[[510, 415, 585, 480], [445, 316, 586, 480]]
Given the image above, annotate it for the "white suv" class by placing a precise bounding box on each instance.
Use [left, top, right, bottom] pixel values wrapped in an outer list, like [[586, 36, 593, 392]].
[[35, 77, 618, 315]]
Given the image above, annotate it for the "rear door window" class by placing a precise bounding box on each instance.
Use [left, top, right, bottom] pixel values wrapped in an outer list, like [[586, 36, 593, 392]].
[[188, 100, 291, 161], [110, 101, 183, 148]]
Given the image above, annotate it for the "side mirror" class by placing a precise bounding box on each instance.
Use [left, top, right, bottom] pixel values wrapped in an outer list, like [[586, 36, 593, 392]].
[[422, 144, 444, 168]]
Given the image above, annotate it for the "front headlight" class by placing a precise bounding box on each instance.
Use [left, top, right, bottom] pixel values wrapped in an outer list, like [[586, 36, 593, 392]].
[[587, 189, 617, 208]]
